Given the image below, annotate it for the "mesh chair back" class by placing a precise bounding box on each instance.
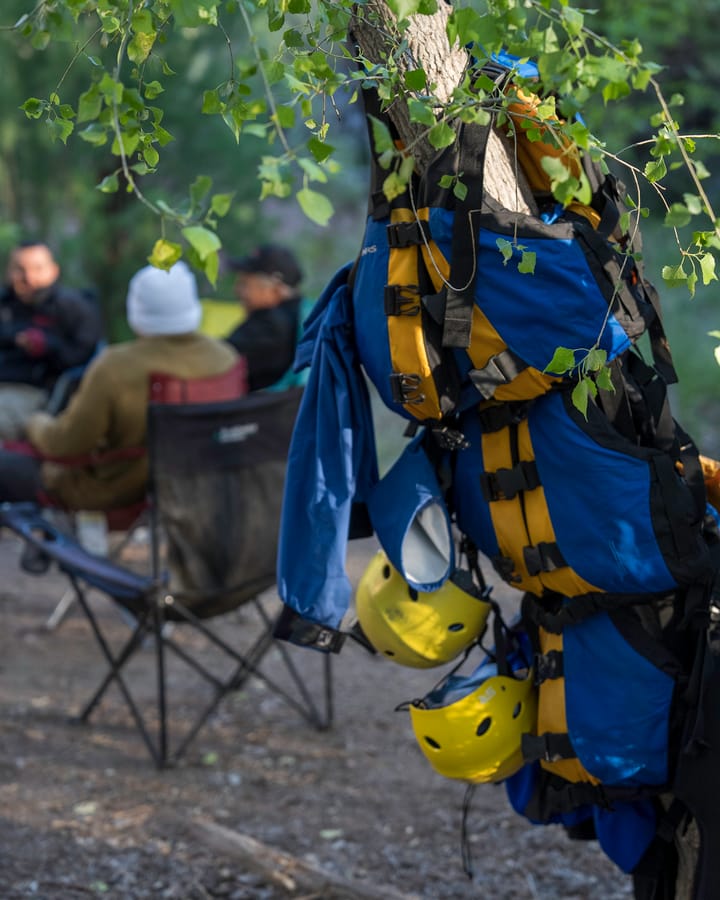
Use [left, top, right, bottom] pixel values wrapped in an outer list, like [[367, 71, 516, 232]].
[[148, 387, 303, 618]]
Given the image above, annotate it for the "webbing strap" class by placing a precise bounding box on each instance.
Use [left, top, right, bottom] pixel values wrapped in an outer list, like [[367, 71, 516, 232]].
[[443, 121, 491, 349], [480, 459, 540, 502], [535, 649, 564, 682], [522, 731, 576, 763], [476, 401, 532, 434], [523, 541, 567, 576], [468, 348, 529, 399]]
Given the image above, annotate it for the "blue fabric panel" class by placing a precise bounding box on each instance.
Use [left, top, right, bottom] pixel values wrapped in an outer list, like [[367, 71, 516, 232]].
[[593, 800, 657, 874], [353, 217, 410, 418], [277, 269, 379, 629], [427, 207, 632, 370], [564, 612, 673, 786], [529, 392, 676, 593], [504, 763, 592, 827], [451, 409, 500, 560], [367, 435, 454, 591]]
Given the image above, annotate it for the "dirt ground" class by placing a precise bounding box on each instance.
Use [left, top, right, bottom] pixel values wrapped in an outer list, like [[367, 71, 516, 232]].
[[0, 531, 634, 900]]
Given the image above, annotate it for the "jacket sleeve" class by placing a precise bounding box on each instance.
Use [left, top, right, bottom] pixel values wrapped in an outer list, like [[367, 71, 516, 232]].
[[40, 288, 103, 371], [275, 266, 379, 647], [24, 353, 113, 457]]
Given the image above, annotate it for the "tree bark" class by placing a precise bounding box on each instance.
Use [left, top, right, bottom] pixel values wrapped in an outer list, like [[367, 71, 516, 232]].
[[349, 1, 536, 215]]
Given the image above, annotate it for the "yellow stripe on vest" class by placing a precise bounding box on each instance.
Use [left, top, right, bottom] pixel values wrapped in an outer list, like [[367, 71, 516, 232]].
[[537, 629, 599, 784], [482, 419, 600, 596], [387, 208, 442, 421]]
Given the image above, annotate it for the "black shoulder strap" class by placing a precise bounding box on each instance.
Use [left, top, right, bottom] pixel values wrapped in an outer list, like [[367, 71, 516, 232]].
[[442, 121, 491, 349]]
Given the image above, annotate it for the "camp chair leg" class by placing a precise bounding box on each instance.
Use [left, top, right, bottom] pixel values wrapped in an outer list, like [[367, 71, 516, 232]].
[[152, 602, 169, 767], [45, 587, 76, 631], [71, 581, 163, 767]]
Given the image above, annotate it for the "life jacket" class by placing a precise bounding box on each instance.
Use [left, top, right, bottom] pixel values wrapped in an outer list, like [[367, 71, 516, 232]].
[[351, 56, 676, 431]]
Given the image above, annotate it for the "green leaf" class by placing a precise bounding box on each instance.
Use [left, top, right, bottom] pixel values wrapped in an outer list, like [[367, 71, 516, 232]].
[[661, 263, 688, 288], [585, 348, 608, 372], [307, 137, 334, 163], [148, 240, 182, 270], [545, 346, 576, 376], [385, 0, 424, 21], [297, 188, 334, 226], [404, 69, 427, 92], [664, 204, 691, 228], [46, 118, 74, 144], [96, 172, 120, 193], [428, 121, 456, 150], [368, 115, 394, 154], [407, 98, 436, 127], [571, 377, 597, 419], [596, 365, 615, 393], [644, 158, 667, 183], [144, 81, 164, 100], [518, 251, 536, 274], [182, 225, 221, 260], [143, 145, 159, 167], [700, 253, 718, 285], [127, 31, 156, 65], [382, 171, 406, 202], [210, 193, 234, 217], [190, 175, 213, 210], [78, 87, 102, 123], [20, 98, 44, 120], [496, 237, 513, 264]]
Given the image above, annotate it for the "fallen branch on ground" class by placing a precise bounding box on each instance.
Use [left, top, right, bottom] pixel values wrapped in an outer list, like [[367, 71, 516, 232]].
[[188, 818, 421, 900]]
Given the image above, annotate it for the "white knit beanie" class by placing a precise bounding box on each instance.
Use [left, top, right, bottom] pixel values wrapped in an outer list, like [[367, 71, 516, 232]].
[[126, 261, 202, 336]]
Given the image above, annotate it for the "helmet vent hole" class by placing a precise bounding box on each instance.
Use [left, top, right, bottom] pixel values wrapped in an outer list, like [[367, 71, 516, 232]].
[[447, 622, 463, 632], [476, 717, 491, 737], [424, 736, 441, 750], [408, 588, 419, 601], [382, 564, 392, 579], [512, 702, 522, 719], [383, 650, 396, 657]]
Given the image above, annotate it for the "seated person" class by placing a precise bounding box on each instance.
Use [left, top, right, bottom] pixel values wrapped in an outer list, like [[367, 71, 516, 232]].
[[226, 244, 306, 391], [0, 239, 102, 438], [0, 260, 239, 510]]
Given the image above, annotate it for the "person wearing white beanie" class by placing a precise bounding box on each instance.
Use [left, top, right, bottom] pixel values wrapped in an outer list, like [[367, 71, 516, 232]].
[[0, 261, 241, 511], [126, 261, 202, 337]]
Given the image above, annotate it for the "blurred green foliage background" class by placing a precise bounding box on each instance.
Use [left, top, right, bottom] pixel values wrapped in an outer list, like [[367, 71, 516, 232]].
[[1, 0, 719, 452]]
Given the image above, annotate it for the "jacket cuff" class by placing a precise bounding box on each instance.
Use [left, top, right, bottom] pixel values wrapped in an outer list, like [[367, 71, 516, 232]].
[[273, 605, 346, 653]]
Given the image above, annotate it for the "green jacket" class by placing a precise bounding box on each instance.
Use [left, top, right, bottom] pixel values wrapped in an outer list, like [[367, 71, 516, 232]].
[[25, 333, 238, 510]]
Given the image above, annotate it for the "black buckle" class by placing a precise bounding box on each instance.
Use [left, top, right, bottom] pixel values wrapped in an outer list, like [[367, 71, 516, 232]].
[[534, 649, 564, 682], [491, 554, 521, 584], [479, 460, 540, 502], [384, 284, 421, 316], [389, 372, 424, 405], [386, 220, 427, 249], [430, 424, 469, 451], [523, 542, 566, 576]]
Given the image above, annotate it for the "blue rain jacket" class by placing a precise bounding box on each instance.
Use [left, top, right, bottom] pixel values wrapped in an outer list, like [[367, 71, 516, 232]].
[[277, 264, 379, 631]]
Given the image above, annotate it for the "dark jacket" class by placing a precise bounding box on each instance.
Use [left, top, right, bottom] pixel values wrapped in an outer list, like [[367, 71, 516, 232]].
[[0, 283, 102, 388], [226, 296, 302, 391]]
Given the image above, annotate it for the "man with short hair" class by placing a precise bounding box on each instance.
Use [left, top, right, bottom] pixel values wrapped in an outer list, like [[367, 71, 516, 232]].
[[0, 240, 102, 438], [226, 244, 307, 392]]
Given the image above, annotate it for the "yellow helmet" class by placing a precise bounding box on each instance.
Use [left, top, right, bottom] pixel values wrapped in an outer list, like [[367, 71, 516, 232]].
[[355, 551, 491, 668], [409, 646, 537, 783]]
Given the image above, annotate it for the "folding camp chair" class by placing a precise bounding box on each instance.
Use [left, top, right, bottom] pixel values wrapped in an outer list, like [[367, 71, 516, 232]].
[[0, 377, 332, 767], [40, 358, 248, 630]]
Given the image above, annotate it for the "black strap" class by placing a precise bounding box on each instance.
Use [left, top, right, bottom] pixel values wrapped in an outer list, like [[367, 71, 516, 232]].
[[480, 459, 540, 502], [442, 121, 492, 349], [273, 605, 346, 653], [523, 541, 567, 576], [535, 649, 564, 682], [467, 348, 529, 399], [476, 400, 532, 433], [522, 731, 576, 763]]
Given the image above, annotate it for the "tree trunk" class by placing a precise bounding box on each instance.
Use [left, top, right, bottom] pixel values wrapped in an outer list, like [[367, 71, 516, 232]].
[[349, 1, 536, 215]]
